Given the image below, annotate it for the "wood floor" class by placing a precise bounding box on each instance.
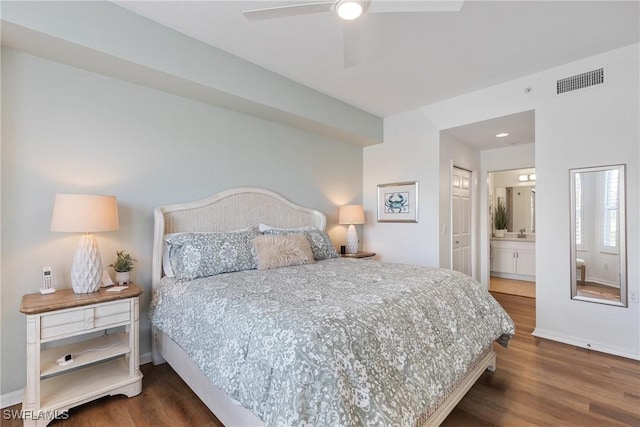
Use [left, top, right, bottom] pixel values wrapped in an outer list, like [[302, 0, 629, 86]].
[[576, 281, 621, 302], [489, 276, 536, 299], [442, 293, 640, 427], [3, 293, 638, 426]]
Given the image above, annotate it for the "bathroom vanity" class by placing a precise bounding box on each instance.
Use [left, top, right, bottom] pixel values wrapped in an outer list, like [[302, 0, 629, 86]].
[[490, 237, 536, 281]]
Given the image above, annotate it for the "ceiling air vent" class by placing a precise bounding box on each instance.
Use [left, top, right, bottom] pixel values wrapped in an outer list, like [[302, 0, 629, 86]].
[[556, 68, 604, 94]]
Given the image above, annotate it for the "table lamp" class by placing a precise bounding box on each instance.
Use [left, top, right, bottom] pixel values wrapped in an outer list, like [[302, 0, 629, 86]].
[[339, 204, 365, 254], [51, 194, 119, 293]]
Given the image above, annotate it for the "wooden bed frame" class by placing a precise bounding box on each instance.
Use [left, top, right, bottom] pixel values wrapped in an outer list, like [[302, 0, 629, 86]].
[[151, 187, 497, 427]]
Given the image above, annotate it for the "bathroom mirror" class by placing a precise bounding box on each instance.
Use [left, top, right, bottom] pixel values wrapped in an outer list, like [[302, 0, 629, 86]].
[[570, 164, 627, 306], [490, 168, 536, 235], [506, 185, 535, 233]]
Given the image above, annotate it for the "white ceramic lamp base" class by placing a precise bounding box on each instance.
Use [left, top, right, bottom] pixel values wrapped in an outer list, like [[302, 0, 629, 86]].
[[345, 224, 359, 254], [71, 234, 103, 293]]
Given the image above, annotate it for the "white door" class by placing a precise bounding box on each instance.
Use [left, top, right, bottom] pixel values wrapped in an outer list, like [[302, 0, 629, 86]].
[[452, 167, 472, 276]]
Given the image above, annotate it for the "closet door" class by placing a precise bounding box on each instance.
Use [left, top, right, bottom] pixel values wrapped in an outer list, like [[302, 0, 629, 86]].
[[452, 167, 472, 276]]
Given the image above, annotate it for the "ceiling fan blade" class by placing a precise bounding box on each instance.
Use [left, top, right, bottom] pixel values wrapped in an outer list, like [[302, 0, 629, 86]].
[[243, 2, 335, 21], [367, 0, 464, 14], [342, 20, 362, 68]]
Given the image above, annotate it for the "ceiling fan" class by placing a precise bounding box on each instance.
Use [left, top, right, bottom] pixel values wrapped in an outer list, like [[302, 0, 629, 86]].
[[243, 1, 464, 68]]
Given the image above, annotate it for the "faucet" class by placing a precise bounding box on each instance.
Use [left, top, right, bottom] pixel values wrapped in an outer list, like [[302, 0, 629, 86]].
[[517, 228, 526, 238]]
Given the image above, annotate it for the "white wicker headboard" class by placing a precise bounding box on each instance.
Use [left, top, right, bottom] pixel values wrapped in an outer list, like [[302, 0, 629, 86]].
[[151, 187, 327, 291]]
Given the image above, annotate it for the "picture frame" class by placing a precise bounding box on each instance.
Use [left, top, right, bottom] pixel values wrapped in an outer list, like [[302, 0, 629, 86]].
[[377, 181, 418, 222]]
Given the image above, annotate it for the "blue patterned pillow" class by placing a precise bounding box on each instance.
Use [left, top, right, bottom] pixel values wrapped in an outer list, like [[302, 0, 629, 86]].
[[263, 229, 338, 260], [165, 230, 261, 280]]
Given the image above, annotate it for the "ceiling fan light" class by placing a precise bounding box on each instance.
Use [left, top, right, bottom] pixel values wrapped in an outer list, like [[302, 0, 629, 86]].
[[337, 0, 363, 20]]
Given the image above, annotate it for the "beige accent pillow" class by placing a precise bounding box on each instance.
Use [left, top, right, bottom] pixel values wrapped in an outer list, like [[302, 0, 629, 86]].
[[252, 234, 315, 270]]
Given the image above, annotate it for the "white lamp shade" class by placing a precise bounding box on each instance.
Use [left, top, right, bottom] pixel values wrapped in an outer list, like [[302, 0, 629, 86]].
[[338, 204, 365, 225], [51, 194, 119, 232], [51, 194, 119, 293]]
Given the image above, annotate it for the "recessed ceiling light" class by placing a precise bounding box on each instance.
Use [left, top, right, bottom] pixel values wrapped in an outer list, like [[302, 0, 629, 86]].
[[518, 174, 529, 182], [336, 0, 363, 20], [496, 132, 510, 138]]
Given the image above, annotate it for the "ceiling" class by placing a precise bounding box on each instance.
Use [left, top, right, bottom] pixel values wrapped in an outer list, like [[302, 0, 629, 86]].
[[442, 110, 535, 151], [114, 1, 638, 149]]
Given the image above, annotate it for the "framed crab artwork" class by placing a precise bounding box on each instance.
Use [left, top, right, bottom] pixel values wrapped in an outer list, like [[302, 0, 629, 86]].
[[377, 181, 418, 222]]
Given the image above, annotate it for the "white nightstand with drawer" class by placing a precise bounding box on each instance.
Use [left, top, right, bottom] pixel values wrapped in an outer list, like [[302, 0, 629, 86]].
[[20, 284, 143, 426]]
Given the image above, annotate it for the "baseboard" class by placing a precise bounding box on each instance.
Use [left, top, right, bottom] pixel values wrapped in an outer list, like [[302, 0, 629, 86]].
[[532, 328, 640, 361], [140, 351, 152, 365], [1, 352, 153, 409]]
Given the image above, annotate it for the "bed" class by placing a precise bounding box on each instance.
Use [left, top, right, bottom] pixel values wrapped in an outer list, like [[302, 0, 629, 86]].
[[150, 187, 515, 426]]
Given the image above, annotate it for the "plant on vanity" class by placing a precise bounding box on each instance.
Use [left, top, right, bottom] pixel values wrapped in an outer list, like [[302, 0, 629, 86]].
[[109, 250, 136, 284], [494, 202, 508, 237]]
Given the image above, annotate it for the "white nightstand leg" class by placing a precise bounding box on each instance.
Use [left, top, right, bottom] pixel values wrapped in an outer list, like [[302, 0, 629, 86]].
[[24, 315, 41, 415], [129, 297, 141, 377]]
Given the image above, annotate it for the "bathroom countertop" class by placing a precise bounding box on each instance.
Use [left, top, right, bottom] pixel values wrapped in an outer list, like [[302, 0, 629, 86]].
[[491, 236, 536, 242]]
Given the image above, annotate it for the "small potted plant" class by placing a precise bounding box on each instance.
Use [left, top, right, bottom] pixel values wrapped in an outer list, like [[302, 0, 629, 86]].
[[494, 202, 508, 237], [109, 250, 136, 284]]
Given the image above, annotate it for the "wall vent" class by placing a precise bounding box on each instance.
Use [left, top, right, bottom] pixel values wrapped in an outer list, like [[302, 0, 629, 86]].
[[556, 68, 604, 94]]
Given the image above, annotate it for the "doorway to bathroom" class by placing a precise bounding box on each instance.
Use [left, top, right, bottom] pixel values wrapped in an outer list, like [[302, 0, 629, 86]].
[[488, 168, 536, 298], [439, 108, 536, 291]]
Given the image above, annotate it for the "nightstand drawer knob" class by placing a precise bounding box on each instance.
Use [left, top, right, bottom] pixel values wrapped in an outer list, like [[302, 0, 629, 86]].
[[86, 317, 94, 323]]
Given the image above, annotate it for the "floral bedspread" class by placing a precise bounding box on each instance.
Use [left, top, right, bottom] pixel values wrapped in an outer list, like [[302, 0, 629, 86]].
[[150, 258, 515, 426]]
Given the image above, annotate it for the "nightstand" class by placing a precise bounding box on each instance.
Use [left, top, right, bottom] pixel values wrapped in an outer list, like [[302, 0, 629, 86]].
[[341, 251, 376, 259], [19, 284, 144, 426]]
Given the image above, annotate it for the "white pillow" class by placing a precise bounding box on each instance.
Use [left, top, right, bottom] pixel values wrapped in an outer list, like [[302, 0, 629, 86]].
[[258, 223, 317, 232], [162, 243, 175, 277], [252, 234, 315, 270], [262, 228, 339, 260]]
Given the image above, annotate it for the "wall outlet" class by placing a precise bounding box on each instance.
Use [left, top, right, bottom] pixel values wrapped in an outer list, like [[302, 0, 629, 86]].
[[603, 262, 609, 270], [629, 290, 639, 304]]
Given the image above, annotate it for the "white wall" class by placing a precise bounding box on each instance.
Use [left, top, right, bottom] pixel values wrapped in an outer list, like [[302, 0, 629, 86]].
[[1, 48, 364, 395], [362, 109, 440, 266], [363, 44, 639, 360], [534, 44, 639, 359], [491, 168, 536, 189]]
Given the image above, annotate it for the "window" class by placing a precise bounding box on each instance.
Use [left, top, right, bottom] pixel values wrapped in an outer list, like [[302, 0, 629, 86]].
[[575, 173, 582, 247], [602, 169, 619, 251]]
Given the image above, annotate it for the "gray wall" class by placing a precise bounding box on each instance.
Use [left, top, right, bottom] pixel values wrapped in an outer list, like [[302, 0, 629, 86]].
[[1, 48, 364, 394]]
